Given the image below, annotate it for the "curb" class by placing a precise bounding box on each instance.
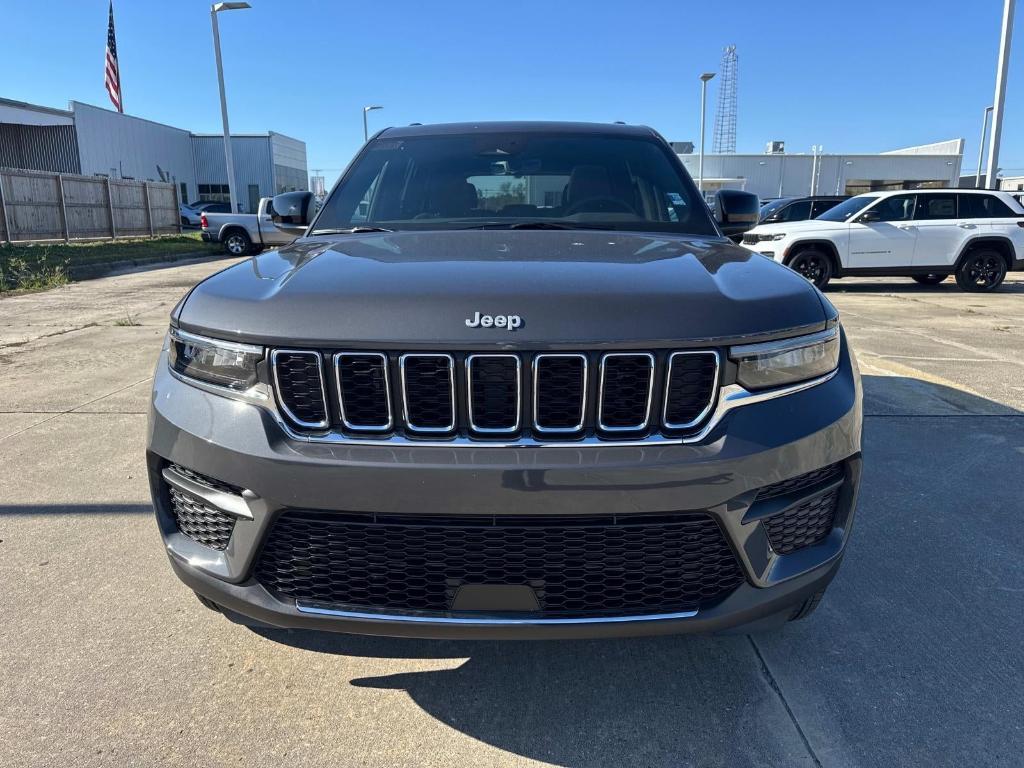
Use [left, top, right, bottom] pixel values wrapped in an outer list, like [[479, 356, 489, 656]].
[[67, 250, 223, 281]]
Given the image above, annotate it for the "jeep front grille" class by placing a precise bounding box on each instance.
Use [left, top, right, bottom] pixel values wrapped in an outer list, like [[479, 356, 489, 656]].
[[255, 510, 744, 617], [271, 348, 720, 442]]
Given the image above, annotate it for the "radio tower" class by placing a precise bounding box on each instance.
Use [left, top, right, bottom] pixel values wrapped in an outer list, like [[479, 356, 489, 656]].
[[712, 45, 738, 154]]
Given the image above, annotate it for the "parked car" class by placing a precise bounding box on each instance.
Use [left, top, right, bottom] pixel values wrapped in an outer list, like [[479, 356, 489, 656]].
[[200, 197, 296, 255], [149, 121, 862, 639], [742, 189, 1024, 291], [759, 196, 847, 224], [179, 203, 203, 228]]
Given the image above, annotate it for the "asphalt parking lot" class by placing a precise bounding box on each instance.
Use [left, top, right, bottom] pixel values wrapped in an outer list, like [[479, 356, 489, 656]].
[[1, 262, 1023, 768]]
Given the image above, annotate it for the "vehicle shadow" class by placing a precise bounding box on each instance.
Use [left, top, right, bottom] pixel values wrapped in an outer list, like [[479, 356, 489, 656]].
[[827, 275, 1024, 294]]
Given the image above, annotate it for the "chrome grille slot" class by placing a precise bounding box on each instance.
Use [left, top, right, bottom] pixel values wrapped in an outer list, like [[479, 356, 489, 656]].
[[335, 353, 392, 431], [663, 351, 719, 431], [400, 354, 456, 433], [533, 354, 587, 433], [467, 354, 521, 434], [271, 350, 329, 429], [598, 353, 655, 432]]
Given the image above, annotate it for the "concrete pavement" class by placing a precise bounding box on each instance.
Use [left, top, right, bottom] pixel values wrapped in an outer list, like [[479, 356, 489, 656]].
[[1, 267, 1022, 767]]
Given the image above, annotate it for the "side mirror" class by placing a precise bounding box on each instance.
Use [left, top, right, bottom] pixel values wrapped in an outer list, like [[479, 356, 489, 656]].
[[714, 190, 760, 238], [857, 208, 881, 224], [271, 191, 315, 234]]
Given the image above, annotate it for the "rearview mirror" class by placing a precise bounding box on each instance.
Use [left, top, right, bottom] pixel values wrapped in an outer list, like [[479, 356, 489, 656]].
[[713, 190, 760, 238], [858, 208, 881, 224], [271, 191, 315, 234]]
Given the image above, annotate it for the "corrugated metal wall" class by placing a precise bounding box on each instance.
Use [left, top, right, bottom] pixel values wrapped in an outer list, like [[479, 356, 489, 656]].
[[191, 135, 274, 213], [72, 101, 197, 201], [270, 133, 308, 193], [678, 151, 963, 199], [0, 124, 81, 174]]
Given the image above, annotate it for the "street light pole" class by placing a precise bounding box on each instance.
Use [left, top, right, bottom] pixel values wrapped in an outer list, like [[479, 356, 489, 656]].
[[986, 0, 1015, 190], [836, 159, 853, 195], [363, 105, 383, 142], [698, 73, 715, 195], [210, 2, 250, 213], [976, 106, 994, 188], [809, 145, 822, 195]]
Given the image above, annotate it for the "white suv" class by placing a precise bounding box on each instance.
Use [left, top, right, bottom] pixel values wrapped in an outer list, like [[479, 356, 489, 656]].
[[741, 189, 1024, 291]]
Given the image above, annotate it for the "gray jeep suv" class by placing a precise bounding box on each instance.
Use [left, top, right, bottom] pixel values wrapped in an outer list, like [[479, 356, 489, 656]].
[[147, 122, 862, 638]]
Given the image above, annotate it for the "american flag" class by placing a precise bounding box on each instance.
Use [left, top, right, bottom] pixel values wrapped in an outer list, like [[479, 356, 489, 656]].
[[104, 1, 123, 113]]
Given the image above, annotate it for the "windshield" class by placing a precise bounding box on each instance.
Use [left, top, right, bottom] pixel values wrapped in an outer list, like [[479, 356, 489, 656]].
[[312, 132, 718, 235], [816, 195, 877, 222]]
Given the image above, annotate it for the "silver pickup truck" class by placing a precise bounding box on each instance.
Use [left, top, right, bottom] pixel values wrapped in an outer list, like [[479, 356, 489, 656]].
[[200, 197, 296, 255]]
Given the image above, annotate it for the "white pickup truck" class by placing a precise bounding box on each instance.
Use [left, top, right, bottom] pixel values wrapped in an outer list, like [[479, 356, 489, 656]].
[[201, 197, 297, 255]]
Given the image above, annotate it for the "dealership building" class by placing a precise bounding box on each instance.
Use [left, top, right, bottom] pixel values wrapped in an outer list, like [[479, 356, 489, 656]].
[[673, 139, 965, 200], [0, 96, 307, 213]]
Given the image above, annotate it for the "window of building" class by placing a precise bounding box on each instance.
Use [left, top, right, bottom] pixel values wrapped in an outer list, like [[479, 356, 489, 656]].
[[197, 184, 231, 203]]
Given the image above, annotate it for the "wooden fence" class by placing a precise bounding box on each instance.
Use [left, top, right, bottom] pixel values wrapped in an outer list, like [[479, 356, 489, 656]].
[[0, 167, 182, 243]]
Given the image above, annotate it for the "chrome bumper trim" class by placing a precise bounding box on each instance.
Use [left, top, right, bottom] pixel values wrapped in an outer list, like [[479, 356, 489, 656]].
[[161, 466, 254, 520], [295, 601, 699, 625]]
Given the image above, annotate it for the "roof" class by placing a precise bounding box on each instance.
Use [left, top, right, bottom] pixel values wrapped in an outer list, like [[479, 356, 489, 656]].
[[0, 96, 74, 126], [864, 188, 1017, 196], [380, 121, 658, 138]]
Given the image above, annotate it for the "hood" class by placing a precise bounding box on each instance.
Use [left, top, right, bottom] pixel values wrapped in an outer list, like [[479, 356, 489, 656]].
[[751, 219, 848, 236], [177, 230, 828, 347]]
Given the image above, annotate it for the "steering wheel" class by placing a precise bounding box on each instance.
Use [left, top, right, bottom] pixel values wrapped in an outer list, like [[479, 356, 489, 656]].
[[564, 196, 636, 216]]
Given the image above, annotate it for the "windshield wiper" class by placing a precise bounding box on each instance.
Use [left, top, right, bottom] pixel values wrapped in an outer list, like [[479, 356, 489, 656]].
[[465, 221, 611, 231], [309, 226, 394, 235]]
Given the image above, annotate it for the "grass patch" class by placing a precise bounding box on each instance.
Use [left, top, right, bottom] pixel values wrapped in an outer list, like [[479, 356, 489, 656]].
[[0, 250, 70, 293], [0, 234, 218, 293], [113, 313, 141, 327]]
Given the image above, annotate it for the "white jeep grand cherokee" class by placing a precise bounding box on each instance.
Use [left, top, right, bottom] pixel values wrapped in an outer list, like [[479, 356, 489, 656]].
[[741, 189, 1024, 291]]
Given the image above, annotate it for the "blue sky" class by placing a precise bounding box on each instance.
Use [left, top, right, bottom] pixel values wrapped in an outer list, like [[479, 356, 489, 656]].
[[4, 0, 1022, 182]]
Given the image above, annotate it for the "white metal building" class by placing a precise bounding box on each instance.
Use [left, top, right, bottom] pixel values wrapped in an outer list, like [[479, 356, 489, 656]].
[[192, 132, 308, 213], [677, 139, 965, 200], [0, 97, 307, 213]]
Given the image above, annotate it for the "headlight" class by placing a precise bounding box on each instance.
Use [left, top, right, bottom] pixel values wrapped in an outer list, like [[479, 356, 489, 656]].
[[168, 327, 263, 391], [730, 326, 840, 390], [767, 233, 787, 241]]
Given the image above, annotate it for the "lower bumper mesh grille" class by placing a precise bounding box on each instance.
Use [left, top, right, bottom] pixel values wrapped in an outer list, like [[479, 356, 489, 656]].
[[762, 488, 840, 555], [255, 511, 745, 617], [168, 486, 236, 550]]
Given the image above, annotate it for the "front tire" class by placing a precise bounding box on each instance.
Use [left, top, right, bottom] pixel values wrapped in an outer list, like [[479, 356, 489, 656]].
[[912, 273, 947, 285], [787, 249, 833, 290], [955, 249, 1006, 292], [223, 230, 252, 256]]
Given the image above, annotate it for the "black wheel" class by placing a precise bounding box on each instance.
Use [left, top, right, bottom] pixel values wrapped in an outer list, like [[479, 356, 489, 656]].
[[180, 216, 189, 227], [912, 273, 947, 285], [955, 249, 1006, 292], [787, 249, 833, 290], [789, 589, 826, 622], [223, 229, 252, 256]]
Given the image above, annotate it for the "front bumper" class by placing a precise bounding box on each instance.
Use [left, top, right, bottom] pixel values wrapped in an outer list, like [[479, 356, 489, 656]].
[[147, 336, 863, 639]]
